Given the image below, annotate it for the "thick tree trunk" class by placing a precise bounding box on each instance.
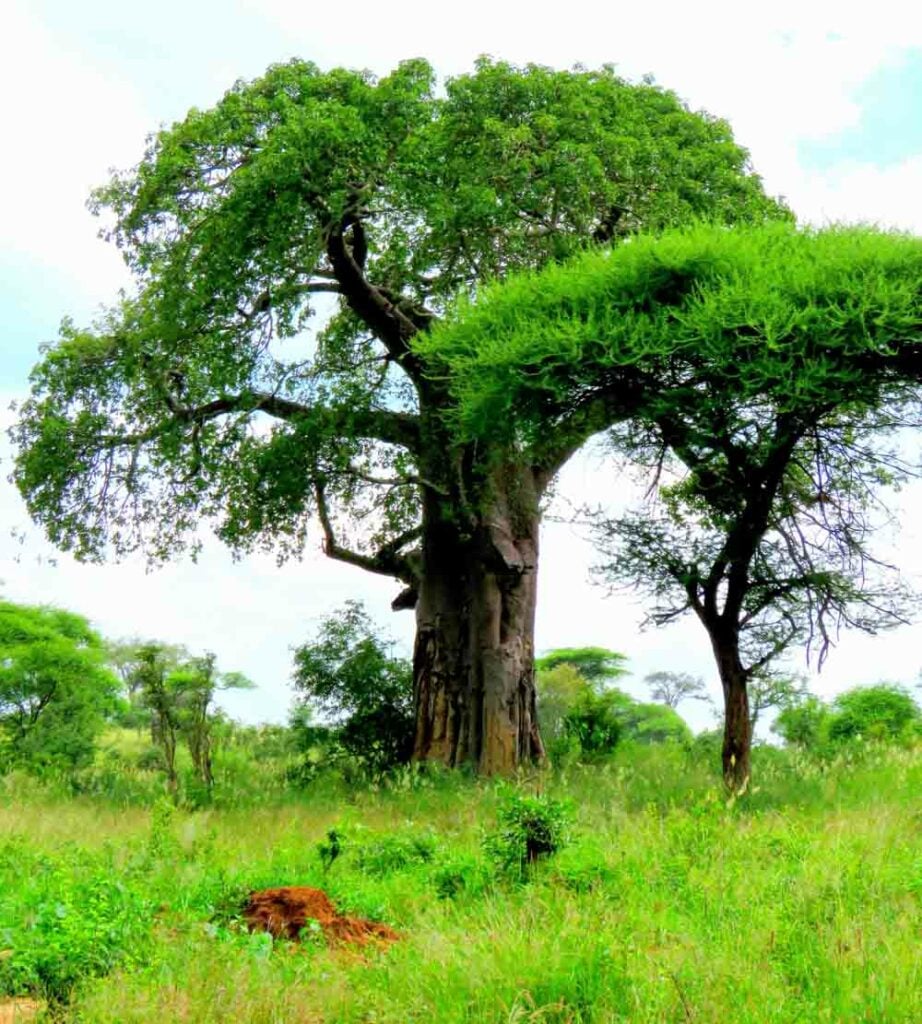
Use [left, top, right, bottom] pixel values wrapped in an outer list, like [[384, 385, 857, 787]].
[[411, 466, 545, 774], [712, 634, 752, 792]]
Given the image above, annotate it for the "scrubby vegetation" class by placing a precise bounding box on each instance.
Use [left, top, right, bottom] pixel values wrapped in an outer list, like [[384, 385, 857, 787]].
[[3, 738, 922, 1021], [2, 598, 922, 1020]]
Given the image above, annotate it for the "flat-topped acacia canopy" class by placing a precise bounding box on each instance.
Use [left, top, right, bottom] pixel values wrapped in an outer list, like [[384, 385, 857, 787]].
[[421, 222, 922, 447]]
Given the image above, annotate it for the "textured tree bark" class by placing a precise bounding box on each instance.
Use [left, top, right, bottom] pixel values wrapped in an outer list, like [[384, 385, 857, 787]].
[[714, 639, 752, 793], [411, 465, 545, 774]]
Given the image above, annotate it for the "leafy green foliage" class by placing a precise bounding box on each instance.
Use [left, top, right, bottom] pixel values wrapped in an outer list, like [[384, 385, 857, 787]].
[[291, 601, 414, 776], [773, 696, 832, 751], [0, 602, 119, 773], [535, 646, 629, 683], [562, 688, 625, 757], [538, 656, 691, 760], [483, 792, 571, 878], [773, 684, 921, 752], [352, 828, 438, 878], [827, 684, 920, 743], [114, 642, 253, 799], [0, 839, 154, 1004], [422, 222, 922, 451], [13, 59, 785, 574]]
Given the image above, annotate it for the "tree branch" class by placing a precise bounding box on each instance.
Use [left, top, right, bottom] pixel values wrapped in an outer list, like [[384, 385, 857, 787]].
[[534, 375, 650, 482], [313, 478, 420, 585], [109, 390, 421, 454], [324, 204, 434, 380]]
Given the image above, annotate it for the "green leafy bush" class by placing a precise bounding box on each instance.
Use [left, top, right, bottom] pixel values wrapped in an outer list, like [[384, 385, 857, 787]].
[[291, 602, 414, 778], [352, 828, 438, 877], [483, 792, 570, 878], [0, 839, 154, 1004], [827, 684, 920, 743], [773, 696, 831, 750], [550, 837, 618, 893], [431, 852, 493, 900], [562, 690, 624, 757]]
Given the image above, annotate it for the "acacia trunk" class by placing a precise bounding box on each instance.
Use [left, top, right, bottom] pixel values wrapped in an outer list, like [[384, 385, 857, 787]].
[[713, 638, 752, 792], [411, 468, 545, 774]]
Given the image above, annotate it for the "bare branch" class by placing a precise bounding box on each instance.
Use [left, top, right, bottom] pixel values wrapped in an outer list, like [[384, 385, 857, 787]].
[[313, 478, 420, 585]]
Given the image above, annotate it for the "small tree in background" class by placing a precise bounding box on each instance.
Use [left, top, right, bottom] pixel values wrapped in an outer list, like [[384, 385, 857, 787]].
[[535, 648, 629, 686], [125, 644, 252, 794], [291, 601, 414, 776], [748, 671, 810, 733], [536, 648, 691, 758], [106, 638, 188, 731], [0, 601, 119, 773], [534, 664, 587, 751], [168, 654, 254, 790], [643, 671, 710, 710], [616, 700, 692, 745], [132, 645, 181, 794]]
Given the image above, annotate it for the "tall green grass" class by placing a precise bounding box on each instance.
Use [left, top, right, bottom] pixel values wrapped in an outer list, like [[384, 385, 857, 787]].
[[2, 742, 921, 1021]]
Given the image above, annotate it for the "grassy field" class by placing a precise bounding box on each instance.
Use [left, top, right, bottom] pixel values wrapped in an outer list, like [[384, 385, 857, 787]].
[[2, 742, 921, 1023]]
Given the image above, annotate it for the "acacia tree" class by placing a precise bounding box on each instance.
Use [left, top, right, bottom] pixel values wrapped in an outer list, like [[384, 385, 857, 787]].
[[643, 671, 710, 709], [534, 647, 629, 684], [421, 223, 922, 788], [13, 58, 784, 773]]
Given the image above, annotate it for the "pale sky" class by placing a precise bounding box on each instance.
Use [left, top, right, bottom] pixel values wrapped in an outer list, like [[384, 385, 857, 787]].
[[2, 0, 921, 730]]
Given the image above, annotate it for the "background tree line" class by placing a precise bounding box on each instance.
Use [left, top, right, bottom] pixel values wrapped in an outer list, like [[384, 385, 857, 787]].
[[4, 594, 919, 802]]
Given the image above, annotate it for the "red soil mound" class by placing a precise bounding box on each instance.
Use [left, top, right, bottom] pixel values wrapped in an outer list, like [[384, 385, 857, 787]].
[[242, 886, 399, 948]]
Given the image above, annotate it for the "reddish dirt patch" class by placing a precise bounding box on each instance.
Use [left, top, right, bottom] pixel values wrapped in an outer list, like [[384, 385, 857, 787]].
[[242, 886, 399, 948]]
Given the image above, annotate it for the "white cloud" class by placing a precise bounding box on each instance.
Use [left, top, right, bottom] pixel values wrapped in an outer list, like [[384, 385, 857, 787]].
[[789, 156, 922, 233], [0, 4, 148, 298]]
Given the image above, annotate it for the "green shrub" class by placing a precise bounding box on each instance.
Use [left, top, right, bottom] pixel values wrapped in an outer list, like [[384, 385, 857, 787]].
[[291, 602, 414, 778], [352, 828, 438, 877], [483, 792, 570, 877], [431, 852, 493, 900], [827, 684, 920, 744], [563, 690, 623, 757], [0, 840, 154, 1004], [773, 696, 831, 750]]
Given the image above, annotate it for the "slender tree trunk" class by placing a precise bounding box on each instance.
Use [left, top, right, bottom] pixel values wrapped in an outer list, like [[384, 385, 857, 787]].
[[711, 634, 751, 792], [412, 465, 545, 774]]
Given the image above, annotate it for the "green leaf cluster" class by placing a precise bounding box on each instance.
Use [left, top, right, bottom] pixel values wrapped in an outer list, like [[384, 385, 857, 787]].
[[420, 222, 922, 453], [290, 601, 414, 776], [0, 602, 118, 773]]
